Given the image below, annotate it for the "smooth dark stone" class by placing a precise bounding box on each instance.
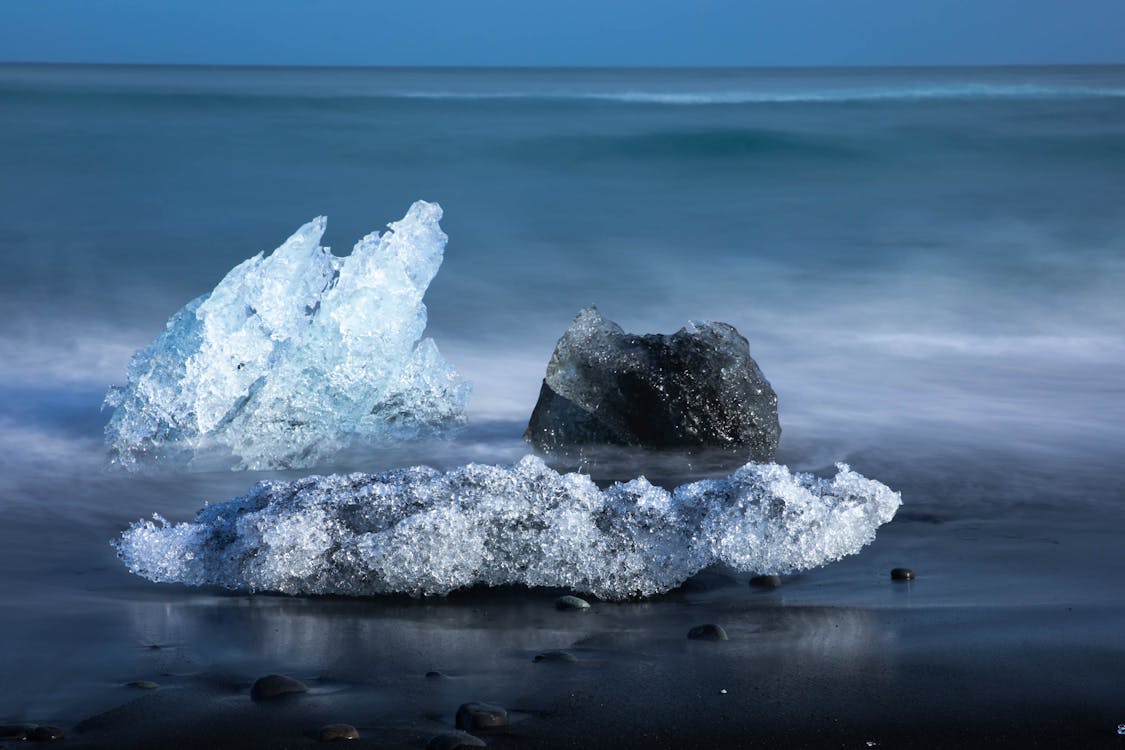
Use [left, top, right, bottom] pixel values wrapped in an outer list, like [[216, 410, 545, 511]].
[[425, 670, 450, 680], [0, 726, 33, 741], [525, 306, 780, 458], [127, 680, 160, 689], [533, 650, 577, 663], [427, 731, 487, 749], [455, 702, 509, 731], [250, 673, 308, 701], [750, 574, 782, 588], [891, 567, 916, 581], [29, 725, 65, 741], [687, 624, 729, 641], [554, 595, 591, 611], [318, 723, 359, 741]]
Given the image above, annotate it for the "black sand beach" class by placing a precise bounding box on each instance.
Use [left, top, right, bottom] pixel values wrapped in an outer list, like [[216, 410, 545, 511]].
[[4, 442, 1124, 749], [33, 588, 1125, 749]]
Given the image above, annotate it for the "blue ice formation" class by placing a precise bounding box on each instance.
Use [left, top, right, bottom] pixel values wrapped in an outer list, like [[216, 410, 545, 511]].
[[104, 201, 470, 470], [115, 455, 901, 600]]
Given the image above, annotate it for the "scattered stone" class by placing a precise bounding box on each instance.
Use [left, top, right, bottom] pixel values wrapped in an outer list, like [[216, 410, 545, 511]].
[[533, 650, 577, 663], [750, 574, 782, 588], [890, 567, 915, 581], [250, 674, 308, 701], [687, 624, 729, 641], [425, 670, 450, 680], [525, 306, 780, 457], [555, 595, 591, 611], [427, 731, 487, 750], [0, 726, 33, 741], [318, 724, 359, 742], [127, 680, 160, 689], [455, 702, 509, 731], [29, 726, 65, 741]]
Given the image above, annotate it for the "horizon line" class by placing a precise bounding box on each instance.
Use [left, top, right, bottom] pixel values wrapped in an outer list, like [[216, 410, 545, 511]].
[[3, 60, 1124, 72]]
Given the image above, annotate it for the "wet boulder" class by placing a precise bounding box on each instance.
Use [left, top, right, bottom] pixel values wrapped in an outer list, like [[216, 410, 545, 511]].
[[525, 306, 779, 458]]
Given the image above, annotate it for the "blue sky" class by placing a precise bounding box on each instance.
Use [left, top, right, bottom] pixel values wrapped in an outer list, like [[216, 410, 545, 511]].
[[1, 0, 1122, 67]]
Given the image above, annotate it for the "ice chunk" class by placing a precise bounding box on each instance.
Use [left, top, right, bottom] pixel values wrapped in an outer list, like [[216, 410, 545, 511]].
[[114, 455, 901, 600], [525, 306, 780, 459], [104, 201, 471, 470]]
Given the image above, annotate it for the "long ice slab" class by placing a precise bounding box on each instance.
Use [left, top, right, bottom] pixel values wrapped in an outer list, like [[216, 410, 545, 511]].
[[104, 201, 470, 470], [115, 455, 901, 600]]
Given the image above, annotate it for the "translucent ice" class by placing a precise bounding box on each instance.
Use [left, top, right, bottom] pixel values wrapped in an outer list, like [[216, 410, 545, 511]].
[[525, 306, 780, 459], [104, 201, 470, 470], [115, 455, 901, 599]]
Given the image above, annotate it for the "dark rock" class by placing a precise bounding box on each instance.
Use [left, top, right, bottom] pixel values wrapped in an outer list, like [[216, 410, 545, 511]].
[[687, 624, 729, 641], [318, 723, 359, 741], [554, 594, 591, 611], [250, 673, 308, 701], [533, 650, 577, 663], [454, 702, 509, 731], [0, 726, 33, 741], [126, 680, 160, 689], [891, 567, 915, 581], [524, 306, 779, 457], [750, 574, 782, 588], [425, 670, 450, 680], [427, 731, 487, 749], [29, 725, 65, 741]]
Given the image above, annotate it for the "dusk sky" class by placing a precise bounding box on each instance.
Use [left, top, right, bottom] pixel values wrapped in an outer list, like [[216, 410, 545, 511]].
[[1, 0, 1123, 67]]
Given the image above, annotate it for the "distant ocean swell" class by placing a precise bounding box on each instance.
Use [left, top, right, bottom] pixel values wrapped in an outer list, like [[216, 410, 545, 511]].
[[508, 128, 1125, 166], [392, 84, 1125, 104], [6, 81, 1125, 107]]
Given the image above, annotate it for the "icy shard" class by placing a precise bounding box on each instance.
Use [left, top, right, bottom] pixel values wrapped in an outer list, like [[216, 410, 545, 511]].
[[114, 455, 901, 600], [104, 201, 470, 470], [525, 307, 780, 459]]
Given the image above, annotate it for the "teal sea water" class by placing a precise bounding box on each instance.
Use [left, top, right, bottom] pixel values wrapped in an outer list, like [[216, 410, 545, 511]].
[[1, 64, 1124, 735]]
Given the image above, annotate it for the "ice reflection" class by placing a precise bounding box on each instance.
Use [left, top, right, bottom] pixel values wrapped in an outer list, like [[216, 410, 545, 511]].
[[125, 590, 892, 689]]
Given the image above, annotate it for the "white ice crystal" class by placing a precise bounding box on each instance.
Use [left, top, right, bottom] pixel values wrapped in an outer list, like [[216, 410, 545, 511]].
[[104, 201, 470, 470], [115, 456, 901, 600]]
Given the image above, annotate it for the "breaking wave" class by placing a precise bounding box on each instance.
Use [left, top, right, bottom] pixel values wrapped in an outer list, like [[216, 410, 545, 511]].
[[393, 83, 1125, 105]]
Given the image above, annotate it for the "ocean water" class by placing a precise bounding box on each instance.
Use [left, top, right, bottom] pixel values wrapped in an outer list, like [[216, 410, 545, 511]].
[[1, 64, 1124, 738]]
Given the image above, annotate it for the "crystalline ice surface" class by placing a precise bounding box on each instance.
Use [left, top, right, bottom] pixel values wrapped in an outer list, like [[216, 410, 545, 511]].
[[526, 306, 781, 458], [115, 455, 901, 600], [104, 201, 470, 470]]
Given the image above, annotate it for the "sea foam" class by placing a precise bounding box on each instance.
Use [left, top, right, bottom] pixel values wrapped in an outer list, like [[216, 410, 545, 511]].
[[115, 455, 901, 600], [104, 201, 470, 470]]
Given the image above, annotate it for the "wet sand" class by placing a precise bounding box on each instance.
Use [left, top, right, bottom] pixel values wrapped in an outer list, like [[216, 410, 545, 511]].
[[3, 435, 1125, 749], [10, 578, 1120, 749]]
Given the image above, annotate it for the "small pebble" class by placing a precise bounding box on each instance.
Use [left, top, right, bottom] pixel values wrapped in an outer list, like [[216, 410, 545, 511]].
[[890, 567, 915, 581], [127, 680, 160, 690], [318, 723, 359, 742], [250, 674, 308, 701], [427, 731, 487, 749], [29, 726, 65, 741], [455, 702, 509, 731], [750, 574, 782, 588], [687, 624, 729, 641], [533, 650, 577, 663], [555, 595, 590, 611]]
